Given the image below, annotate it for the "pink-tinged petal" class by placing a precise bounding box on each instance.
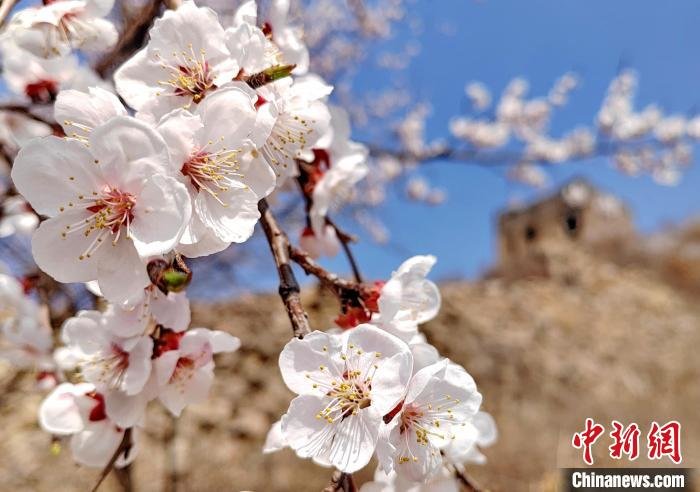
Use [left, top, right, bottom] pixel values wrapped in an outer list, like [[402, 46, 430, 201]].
[[442, 421, 479, 464], [194, 187, 259, 243], [232, 0, 257, 26], [55, 87, 127, 140], [178, 330, 213, 366], [278, 330, 339, 396], [11, 137, 101, 216], [196, 83, 258, 148], [148, 1, 229, 64], [122, 336, 153, 395], [84, 0, 115, 17], [410, 341, 441, 373], [387, 421, 442, 482], [70, 422, 124, 468], [206, 329, 240, 353], [158, 365, 213, 416], [262, 419, 287, 453], [130, 175, 190, 257], [149, 291, 191, 332], [154, 351, 179, 387], [39, 382, 93, 435], [32, 211, 102, 284], [283, 394, 379, 473], [61, 310, 106, 355], [104, 389, 149, 428], [71, 17, 118, 53], [156, 109, 202, 173], [404, 359, 449, 405], [113, 48, 161, 111], [88, 116, 172, 191], [345, 324, 413, 415], [177, 227, 231, 258], [473, 411, 498, 447], [96, 237, 150, 305], [238, 151, 277, 198]]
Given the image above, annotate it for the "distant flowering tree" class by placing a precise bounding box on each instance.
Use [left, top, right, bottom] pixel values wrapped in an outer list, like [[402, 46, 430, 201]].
[[0, 0, 688, 490]]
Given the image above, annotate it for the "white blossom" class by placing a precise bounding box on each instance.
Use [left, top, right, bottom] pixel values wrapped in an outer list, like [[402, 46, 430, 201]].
[[0, 195, 38, 238], [39, 382, 138, 468], [152, 327, 240, 416], [114, 0, 240, 122], [378, 359, 482, 482], [2, 0, 117, 58], [156, 83, 276, 252], [11, 116, 191, 304], [277, 324, 413, 472]]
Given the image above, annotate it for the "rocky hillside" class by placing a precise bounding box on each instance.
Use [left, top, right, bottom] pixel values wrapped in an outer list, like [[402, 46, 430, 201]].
[[0, 244, 699, 491]]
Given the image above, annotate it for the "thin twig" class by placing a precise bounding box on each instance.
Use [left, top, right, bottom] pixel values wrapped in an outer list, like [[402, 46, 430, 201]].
[[365, 138, 675, 169], [326, 218, 363, 283], [322, 470, 357, 492], [453, 468, 483, 492], [0, 104, 63, 134], [0, 0, 18, 28], [114, 464, 133, 492], [289, 245, 360, 298], [94, 0, 163, 77], [441, 452, 483, 492], [257, 198, 310, 338], [91, 428, 133, 492]]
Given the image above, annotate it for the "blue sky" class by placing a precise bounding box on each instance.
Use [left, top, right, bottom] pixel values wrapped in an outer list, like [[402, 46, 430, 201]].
[[302, 0, 700, 287], [4, 0, 699, 298]]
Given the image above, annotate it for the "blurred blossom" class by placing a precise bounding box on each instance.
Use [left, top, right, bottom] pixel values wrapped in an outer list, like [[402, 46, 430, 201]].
[[508, 162, 549, 188], [465, 81, 491, 111], [449, 119, 510, 148], [654, 116, 686, 143]]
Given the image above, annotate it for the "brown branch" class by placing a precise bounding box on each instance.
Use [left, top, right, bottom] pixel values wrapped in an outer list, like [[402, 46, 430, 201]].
[[0, 0, 19, 28], [366, 137, 678, 169], [257, 198, 310, 338], [453, 468, 483, 492], [94, 0, 163, 77], [441, 452, 483, 492], [91, 428, 133, 492], [326, 218, 363, 283], [289, 245, 360, 298], [0, 104, 63, 135], [114, 464, 133, 492], [322, 470, 357, 492]]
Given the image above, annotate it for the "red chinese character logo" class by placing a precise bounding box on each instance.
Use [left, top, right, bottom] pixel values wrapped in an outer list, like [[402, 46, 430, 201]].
[[609, 420, 640, 460], [572, 418, 605, 465], [647, 420, 682, 464]]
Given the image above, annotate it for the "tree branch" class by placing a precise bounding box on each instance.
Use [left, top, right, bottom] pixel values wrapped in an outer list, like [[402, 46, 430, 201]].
[[0, 0, 18, 28], [0, 104, 63, 135], [91, 428, 133, 492], [326, 218, 363, 283], [94, 0, 163, 77], [365, 138, 677, 168], [257, 198, 310, 338], [289, 245, 360, 298], [322, 470, 357, 492]]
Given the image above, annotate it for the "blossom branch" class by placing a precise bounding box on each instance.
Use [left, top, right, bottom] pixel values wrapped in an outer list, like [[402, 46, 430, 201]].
[[0, 104, 63, 135], [288, 244, 363, 299], [91, 428, 133, 492], [442, 452, 483, 492], [0, 0, 18, 28], [326, 218, 363, 283], [257, 198, 311, 338], [94, 0, 164, 77], [322, 470, 357, 492]]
